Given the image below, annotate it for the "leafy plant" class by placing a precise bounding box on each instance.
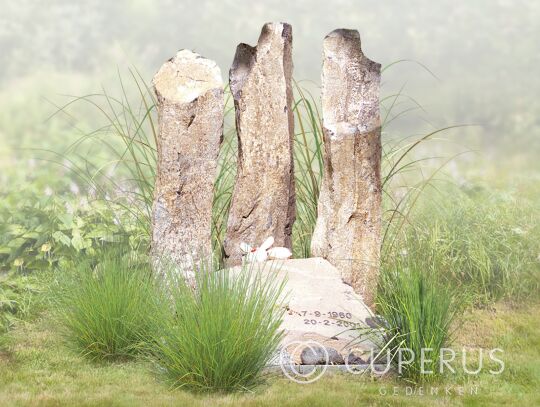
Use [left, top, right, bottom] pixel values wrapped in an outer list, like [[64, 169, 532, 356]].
[[0, 186, 144, 272], [52, 245, 160, 360], [148, 261, 286, 392]]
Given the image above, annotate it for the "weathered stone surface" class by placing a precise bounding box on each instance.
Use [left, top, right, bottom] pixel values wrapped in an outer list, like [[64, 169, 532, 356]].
[[311, 29, 382, 308], [346, 352, 368, 365], [151, 50, 224, 275], [229, 258, 380, 364], [224, 22, 296, 265], [300, 346, 345, 365]]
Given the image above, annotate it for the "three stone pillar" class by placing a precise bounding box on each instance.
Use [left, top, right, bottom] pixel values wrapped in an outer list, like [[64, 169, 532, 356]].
[[151, 25, 382, 307]]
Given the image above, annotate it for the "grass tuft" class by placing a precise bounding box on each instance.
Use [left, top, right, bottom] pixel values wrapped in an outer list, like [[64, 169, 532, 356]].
[[52, 245, 160, 360], [377, 257, 462, 382], [148, 261, 286, 393]]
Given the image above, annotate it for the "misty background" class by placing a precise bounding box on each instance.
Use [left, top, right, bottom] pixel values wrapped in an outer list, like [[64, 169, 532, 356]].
[[1, 0, 539, 185]]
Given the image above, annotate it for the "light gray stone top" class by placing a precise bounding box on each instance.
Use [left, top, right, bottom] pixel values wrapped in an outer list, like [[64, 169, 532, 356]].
[[153, 49, 222, 103]]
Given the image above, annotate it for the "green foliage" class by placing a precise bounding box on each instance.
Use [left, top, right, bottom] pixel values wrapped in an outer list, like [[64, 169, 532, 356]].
[[376, 178, 539, 382], [444, 183, 539, 301], [148, 262, 286, 392], [2, 300, 540, 405], [211, 89, 237, 266], [1, 68, 538, 394], [0, 186, 145, 273], [377, 258, 462, 382], [43, 71, 462, 269], [389, 182, 540, 304], [292, 83, 324, 258], [52, 246, 160, 360], [51, 69, 157, 234], [0, 272, 42, 337]]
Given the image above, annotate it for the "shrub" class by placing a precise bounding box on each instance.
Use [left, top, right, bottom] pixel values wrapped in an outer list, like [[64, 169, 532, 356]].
[[148, 262, 286, 392], [377, 258, 462, 382], [53, 246, 159, 360], [0, 185, 147, 273]]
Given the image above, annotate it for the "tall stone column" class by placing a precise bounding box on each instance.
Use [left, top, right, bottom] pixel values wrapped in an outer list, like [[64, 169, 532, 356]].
[[311, 29, 382, 308], [151, 50, 224, 275], [224, 22, 296, 265]]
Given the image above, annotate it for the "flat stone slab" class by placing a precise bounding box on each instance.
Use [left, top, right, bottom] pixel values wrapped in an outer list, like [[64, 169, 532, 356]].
[[231, 258, 382, 365]]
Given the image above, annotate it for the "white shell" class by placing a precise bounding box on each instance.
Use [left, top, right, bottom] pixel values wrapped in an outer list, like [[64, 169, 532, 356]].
[[242, 247, 268, 264], [254, 248, 269, 262], [267, 247, 292, 260], [259, 236, 275, 251], [240, 236, 285, 264]]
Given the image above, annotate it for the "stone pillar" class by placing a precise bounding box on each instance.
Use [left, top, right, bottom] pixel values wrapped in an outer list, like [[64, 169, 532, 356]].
[[311, 29, 382, 308], [224, 22, 296, 265], [151, 50, 223, 275]]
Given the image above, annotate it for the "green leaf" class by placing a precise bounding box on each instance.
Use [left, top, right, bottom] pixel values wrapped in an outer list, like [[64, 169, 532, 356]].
[[57, 214, 74, 230], [71, 229, 91, 251], [85, 227, 111, 239], [52, 231, 71, 247], [75, 217, 85, 228], [7, 224, 26, 236], [7, 238, 26, 250], [22, 231, 39, 240], [34, 224, 47, 233]]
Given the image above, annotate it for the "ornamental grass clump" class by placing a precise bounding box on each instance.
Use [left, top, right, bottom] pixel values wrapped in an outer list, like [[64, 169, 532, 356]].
[[377, 256, 462, 382], [148, 261, 286, 393], [53, 246, 160, 360]]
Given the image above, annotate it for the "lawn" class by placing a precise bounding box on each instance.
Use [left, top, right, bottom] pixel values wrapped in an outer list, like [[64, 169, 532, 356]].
[[1, 301, 538, 406]]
